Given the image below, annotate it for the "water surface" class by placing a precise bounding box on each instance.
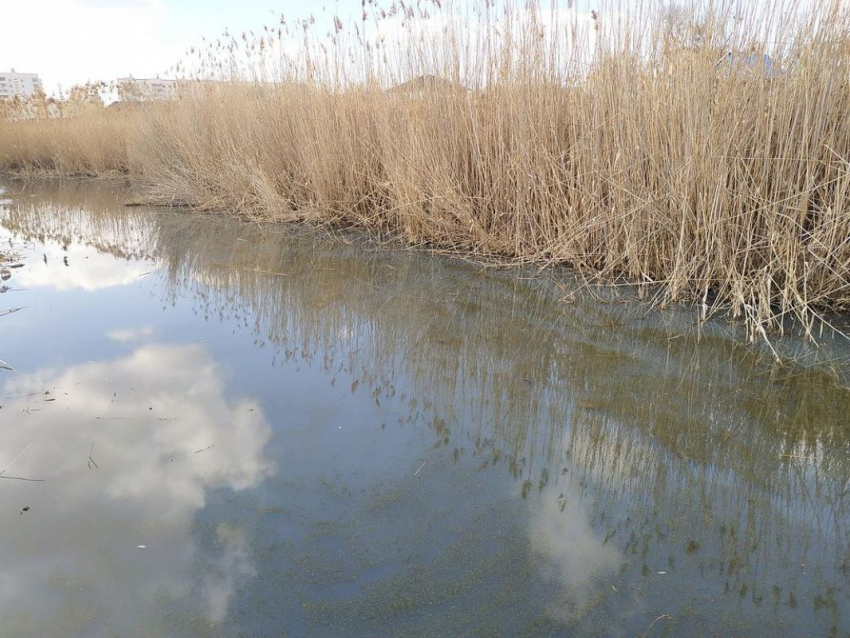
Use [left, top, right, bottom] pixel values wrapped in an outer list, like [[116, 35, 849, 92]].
[[1, 181, 849, 638]]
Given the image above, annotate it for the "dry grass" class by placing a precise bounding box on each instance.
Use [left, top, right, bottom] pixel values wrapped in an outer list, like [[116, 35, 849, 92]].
[[1, 0, 849, 335], [0, 109, 133, 177]]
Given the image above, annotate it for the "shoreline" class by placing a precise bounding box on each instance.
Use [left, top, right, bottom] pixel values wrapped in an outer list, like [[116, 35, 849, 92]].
[[3, 173, 850, 360]]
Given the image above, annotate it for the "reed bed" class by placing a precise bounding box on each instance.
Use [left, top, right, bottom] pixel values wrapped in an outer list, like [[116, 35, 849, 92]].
[[1, 0, 849, 334], [0, 109, 134, 177]]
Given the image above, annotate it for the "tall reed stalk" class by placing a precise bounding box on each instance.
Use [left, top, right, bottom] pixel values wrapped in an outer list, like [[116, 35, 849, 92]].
[[1, 0, 849, 335]]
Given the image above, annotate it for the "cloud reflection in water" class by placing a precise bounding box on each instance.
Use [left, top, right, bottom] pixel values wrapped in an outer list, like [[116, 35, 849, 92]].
[[529, 483, 622, 624], [0, 343, 274, 637]]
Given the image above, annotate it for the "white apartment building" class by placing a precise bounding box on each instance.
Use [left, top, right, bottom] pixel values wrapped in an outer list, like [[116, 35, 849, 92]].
[[0, 69, 43, 100], [116, 77, 180, 102]]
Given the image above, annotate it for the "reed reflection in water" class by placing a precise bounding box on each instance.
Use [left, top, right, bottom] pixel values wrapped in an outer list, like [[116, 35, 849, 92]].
[[1, 180, 849, 637]]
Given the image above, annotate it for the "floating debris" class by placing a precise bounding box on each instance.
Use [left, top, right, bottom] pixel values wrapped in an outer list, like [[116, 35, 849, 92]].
[[95, 416, 177, 421], [88, 443, 99, 470], [0, 443, 44, 482], [1, 443, 33, 477]]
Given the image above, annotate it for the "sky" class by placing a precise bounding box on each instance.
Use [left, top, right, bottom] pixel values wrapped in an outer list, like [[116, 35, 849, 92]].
[[0, 0, 843, 96], [0, 0, 601, 95], [0, 0, 326, 95]]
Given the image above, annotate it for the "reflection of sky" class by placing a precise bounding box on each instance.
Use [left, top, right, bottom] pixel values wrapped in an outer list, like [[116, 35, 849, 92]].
[[0, 229, 151, 292], [529, 483, 621, 624], [107, 326, 156, 342], [2, 183, 849, 636], [0, 343, 273, 638]]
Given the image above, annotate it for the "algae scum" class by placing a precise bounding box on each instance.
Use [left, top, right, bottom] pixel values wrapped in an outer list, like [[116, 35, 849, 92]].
[[1, 181, 849, 638]]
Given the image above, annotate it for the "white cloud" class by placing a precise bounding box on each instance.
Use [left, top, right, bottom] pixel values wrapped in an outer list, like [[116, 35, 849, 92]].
[[0, 0, 182, 94]]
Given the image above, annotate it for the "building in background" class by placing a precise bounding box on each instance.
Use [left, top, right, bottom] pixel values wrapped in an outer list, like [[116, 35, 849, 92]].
[[0, 69, 43, 100], [116, 77, 180, 102]]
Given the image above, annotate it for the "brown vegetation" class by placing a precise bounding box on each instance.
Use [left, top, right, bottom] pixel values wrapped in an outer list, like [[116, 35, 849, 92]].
[[1, 0, 849, 334], [0, 108, 133, 177]]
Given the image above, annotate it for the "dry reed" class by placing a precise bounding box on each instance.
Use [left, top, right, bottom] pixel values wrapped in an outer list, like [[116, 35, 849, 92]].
[[1, 0, 849, 335]]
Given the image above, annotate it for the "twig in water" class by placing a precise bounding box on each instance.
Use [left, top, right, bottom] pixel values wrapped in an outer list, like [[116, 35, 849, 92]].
[[337, 347, 363, 365], [640, 614, 673, 638], [0, 442, 33, 477], [88, 443, 99, 470], [95, 416, 177, 421], [0, 443, 44, 482], [194, 444, 215, 454], [414, 460, 427, 477], [245, 267, 290, 277], [0, 475, 45, 483]]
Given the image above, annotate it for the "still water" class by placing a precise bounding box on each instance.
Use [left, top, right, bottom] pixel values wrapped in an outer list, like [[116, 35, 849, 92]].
[[0, 180, 849, 638]]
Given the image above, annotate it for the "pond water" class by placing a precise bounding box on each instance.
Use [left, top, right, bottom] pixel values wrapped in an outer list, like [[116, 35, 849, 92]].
[[1, 180, 849, 638]]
